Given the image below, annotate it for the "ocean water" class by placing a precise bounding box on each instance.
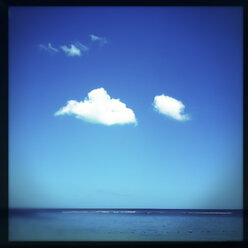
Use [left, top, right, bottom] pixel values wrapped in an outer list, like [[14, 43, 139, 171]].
[[9, 209, 243, 241]]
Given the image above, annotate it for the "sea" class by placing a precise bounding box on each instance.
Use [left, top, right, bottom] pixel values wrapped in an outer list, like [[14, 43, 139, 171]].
[[9, 209, 243, 241]]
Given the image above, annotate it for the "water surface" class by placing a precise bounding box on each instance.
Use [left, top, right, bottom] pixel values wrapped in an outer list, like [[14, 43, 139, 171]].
[[9, 209, 243, 241]]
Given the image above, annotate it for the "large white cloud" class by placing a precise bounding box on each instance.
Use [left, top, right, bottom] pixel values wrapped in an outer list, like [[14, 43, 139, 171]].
[[55, 88, 137, 126], [153, 94, 190, 121]]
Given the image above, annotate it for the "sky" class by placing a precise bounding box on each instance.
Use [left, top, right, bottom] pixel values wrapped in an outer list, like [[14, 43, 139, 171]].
[[9, 7, 243, 209]]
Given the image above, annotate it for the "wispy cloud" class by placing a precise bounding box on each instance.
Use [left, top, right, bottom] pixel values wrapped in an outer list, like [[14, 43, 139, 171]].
[[89, 34, 108, 46], [60, 42, 88, 57], [153, 94, 190, 121], [90, 34, 101, 41], [60, 44, 80, 56], [74, 41, 89, 52], [39, 43, 59, 53], [55, 88, 137, 126], [39, 41, 89, 57]]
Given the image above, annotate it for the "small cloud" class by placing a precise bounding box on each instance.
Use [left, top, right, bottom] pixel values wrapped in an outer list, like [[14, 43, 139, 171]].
[[47, 43, 59, 53], [89, 34, 108, 46], [60, 42, 88, 56], [39, 41, 89, 57], [90, 34, 101, 41], [74, 41, 89, 52], [39, 43, 59, 53], [153, 94, 190, 121], [55, 88, 137, 126], [60, 44, 81, 56]]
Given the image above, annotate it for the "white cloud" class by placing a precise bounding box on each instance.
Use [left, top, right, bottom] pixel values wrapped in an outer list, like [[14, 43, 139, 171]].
[[60, 42, 89, 56], [39, 41, 88, 57], [153, 94, 190, 121], [89, 34, 108, 45], [48, 43, 59, 52], [60, 44, 81, 56], [74, 41, 89, 52], [55, 88, 137, 126], [90, 34, 101, 41], [39, 43, 59, 53]]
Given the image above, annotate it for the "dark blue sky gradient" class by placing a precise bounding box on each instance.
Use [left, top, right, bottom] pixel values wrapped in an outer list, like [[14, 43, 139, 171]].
[[9, 7, 243, 209]]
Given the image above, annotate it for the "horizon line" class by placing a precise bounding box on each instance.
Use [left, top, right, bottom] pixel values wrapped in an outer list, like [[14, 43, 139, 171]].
[[9, 207, 243, 210]]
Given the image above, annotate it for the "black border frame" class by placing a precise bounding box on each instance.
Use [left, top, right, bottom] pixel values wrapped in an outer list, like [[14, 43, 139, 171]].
[[1, 0, 247, 248]]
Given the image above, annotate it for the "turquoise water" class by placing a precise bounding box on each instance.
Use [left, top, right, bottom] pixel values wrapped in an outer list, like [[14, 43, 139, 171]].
[[9, 209, 243, 241]]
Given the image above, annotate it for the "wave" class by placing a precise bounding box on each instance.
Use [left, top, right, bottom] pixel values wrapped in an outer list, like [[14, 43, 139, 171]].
[[62, 210, 137, 214], [61, 210, 233, 215], [186, 211, 232, 215]]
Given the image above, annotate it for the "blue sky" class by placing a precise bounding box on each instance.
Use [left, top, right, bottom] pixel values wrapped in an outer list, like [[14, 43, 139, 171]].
[[9, 7, 243, 209]]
